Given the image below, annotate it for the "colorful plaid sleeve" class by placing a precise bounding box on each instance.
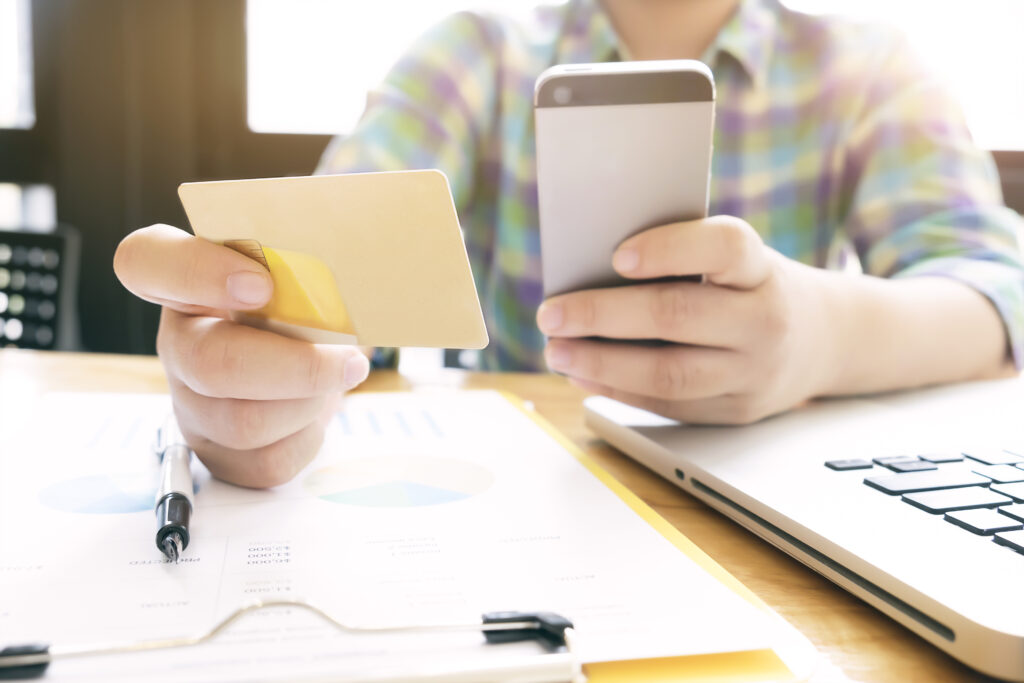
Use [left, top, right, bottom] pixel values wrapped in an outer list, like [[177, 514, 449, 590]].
[[317, 12, 498, 208], [841, 33, 1024, 367]]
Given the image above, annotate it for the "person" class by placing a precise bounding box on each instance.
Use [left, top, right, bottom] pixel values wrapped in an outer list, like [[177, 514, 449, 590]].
[[114, 0, 1024, 488]]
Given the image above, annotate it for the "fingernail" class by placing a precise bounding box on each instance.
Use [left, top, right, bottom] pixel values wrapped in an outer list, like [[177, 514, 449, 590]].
[[545, 343, 572, 372], [226, 271, 272, 305], [613, 248, 639, 273], [343, 353, 370, 388], [537, 302, 564, 333]]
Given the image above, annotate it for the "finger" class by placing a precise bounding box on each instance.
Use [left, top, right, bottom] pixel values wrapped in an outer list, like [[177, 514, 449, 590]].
[[611, 215, 771, 289], [114, 224, 274, 313], [170, 377, 332, 451], [537, 281, 756, 348], [568, 378, 770, 425], [181, 406, 333, 489], [544, 338, 744, 401], [159, 308, 370, 400]]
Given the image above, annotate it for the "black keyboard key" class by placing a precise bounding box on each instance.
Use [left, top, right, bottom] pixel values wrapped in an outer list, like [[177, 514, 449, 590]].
[[999, 504, 1024, 523], [963, 449, 1024, 466], [824, 458, 873, 471], [992, 482, 1024, 502], [902, 487, 1011, 514], [972, 464, 1024, 483], [994, 529, 1024, 554], [888, 460, 937, 473], [872, 456, 918, 467], [864, 470, 990, 495], [918, 452, 963, 463], [944, 508, 1023, 535]]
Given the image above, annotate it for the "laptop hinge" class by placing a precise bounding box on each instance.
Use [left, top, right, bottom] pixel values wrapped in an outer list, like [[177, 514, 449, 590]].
[[689, 477, 955, 642]]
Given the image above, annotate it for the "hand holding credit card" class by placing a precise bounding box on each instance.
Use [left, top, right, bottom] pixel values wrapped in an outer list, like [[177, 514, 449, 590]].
[[112, 170, 487, 488], [178, 170, 488, 349]]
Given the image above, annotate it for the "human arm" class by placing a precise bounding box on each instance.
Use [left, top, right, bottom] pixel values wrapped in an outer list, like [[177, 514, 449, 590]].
[[537, 215, 1014, 424]]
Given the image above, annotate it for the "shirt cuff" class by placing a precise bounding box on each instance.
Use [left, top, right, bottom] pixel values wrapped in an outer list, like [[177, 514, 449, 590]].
[[892, 257, 1024, 370]]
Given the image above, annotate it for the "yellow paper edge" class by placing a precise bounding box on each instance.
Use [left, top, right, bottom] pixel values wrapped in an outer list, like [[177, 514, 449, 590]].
[[497, 391, 803, 683]]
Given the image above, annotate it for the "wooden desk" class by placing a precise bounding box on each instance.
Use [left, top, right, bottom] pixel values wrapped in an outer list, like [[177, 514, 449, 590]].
[[0, 349, 979, 682]]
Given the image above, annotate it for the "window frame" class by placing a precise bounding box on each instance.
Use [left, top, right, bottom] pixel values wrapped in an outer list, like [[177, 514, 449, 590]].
[[0, 1, 55, 185], [994, 151, 1024, 212]]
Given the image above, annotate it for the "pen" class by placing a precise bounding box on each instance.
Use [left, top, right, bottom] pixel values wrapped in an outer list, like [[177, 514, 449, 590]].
[[154, 416, 194, 563]]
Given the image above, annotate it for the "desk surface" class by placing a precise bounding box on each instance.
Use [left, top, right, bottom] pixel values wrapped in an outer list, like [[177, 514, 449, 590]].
[[0, 349, 979, 682]]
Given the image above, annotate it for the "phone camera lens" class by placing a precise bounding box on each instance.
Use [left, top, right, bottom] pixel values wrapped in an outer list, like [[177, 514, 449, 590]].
[[553, 86, 572, 105]]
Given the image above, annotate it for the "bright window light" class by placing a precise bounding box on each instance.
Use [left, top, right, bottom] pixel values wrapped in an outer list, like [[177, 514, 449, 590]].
[[782, 0, 1024, 151], [0, 184, 57, 233], [0, 0, 35, 129], [247, 1, 1024, 148], [246, 0, 523, 135]]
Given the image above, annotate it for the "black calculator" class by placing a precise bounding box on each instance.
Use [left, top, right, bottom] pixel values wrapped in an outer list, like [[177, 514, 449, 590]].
[[0, 230, 65, 350]]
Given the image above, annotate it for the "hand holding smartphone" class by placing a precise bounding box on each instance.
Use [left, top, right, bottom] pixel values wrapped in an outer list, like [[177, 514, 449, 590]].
[[534, 60, 715, 297], [532, 62, 840, 429]]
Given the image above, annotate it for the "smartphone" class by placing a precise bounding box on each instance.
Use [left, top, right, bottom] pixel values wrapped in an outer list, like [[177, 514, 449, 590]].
[[534, 60, 715, 297]]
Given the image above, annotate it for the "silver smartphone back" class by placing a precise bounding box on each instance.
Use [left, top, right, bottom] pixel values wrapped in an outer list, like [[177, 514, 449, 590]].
[[534, 60, 715, 297]]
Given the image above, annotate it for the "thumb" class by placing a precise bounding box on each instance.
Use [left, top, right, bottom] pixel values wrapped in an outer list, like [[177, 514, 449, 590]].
[[114, 224, 274, 315]]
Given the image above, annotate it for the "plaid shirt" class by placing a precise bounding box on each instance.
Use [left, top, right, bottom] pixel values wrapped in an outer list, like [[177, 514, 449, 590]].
[[318, 0, 1024, 371]]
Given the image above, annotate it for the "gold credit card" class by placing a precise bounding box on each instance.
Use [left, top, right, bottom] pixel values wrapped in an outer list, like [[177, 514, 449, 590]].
[[227, 239, 354, 336], [179, 171, 488, 349]]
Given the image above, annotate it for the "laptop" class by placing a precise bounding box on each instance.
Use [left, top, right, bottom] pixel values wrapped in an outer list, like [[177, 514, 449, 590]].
[[584, 377, 1024, 681]]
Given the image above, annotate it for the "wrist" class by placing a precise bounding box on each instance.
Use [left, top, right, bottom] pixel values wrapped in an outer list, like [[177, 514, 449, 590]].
[[804, 271, 1014, 398], [792, 263, 853, 399]]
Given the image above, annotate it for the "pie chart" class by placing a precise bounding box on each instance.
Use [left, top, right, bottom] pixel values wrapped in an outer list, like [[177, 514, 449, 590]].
[[38, 473, 155, 514], [304, 456, 493, 508]]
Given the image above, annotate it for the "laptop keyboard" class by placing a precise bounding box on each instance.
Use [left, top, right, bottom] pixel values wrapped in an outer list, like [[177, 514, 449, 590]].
[[825, 449, 1024, 554]]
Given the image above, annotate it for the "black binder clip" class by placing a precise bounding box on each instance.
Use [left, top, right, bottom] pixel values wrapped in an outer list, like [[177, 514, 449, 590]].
[[483, 611, 575, 646]]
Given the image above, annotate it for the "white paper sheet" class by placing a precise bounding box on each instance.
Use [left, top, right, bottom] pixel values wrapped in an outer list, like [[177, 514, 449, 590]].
[[0, 390, 773, 681]]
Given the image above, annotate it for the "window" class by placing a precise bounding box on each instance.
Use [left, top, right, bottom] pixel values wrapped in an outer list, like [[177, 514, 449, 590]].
[[249, 1, 1024, 150], [0, 0, 35, 130], [246, 0, 521, 135], [782, 0, 1024, 151], [0, 183, 56, 232]]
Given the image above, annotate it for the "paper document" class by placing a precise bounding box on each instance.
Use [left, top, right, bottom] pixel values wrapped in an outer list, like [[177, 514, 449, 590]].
[[0, 391, 775, 681]]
